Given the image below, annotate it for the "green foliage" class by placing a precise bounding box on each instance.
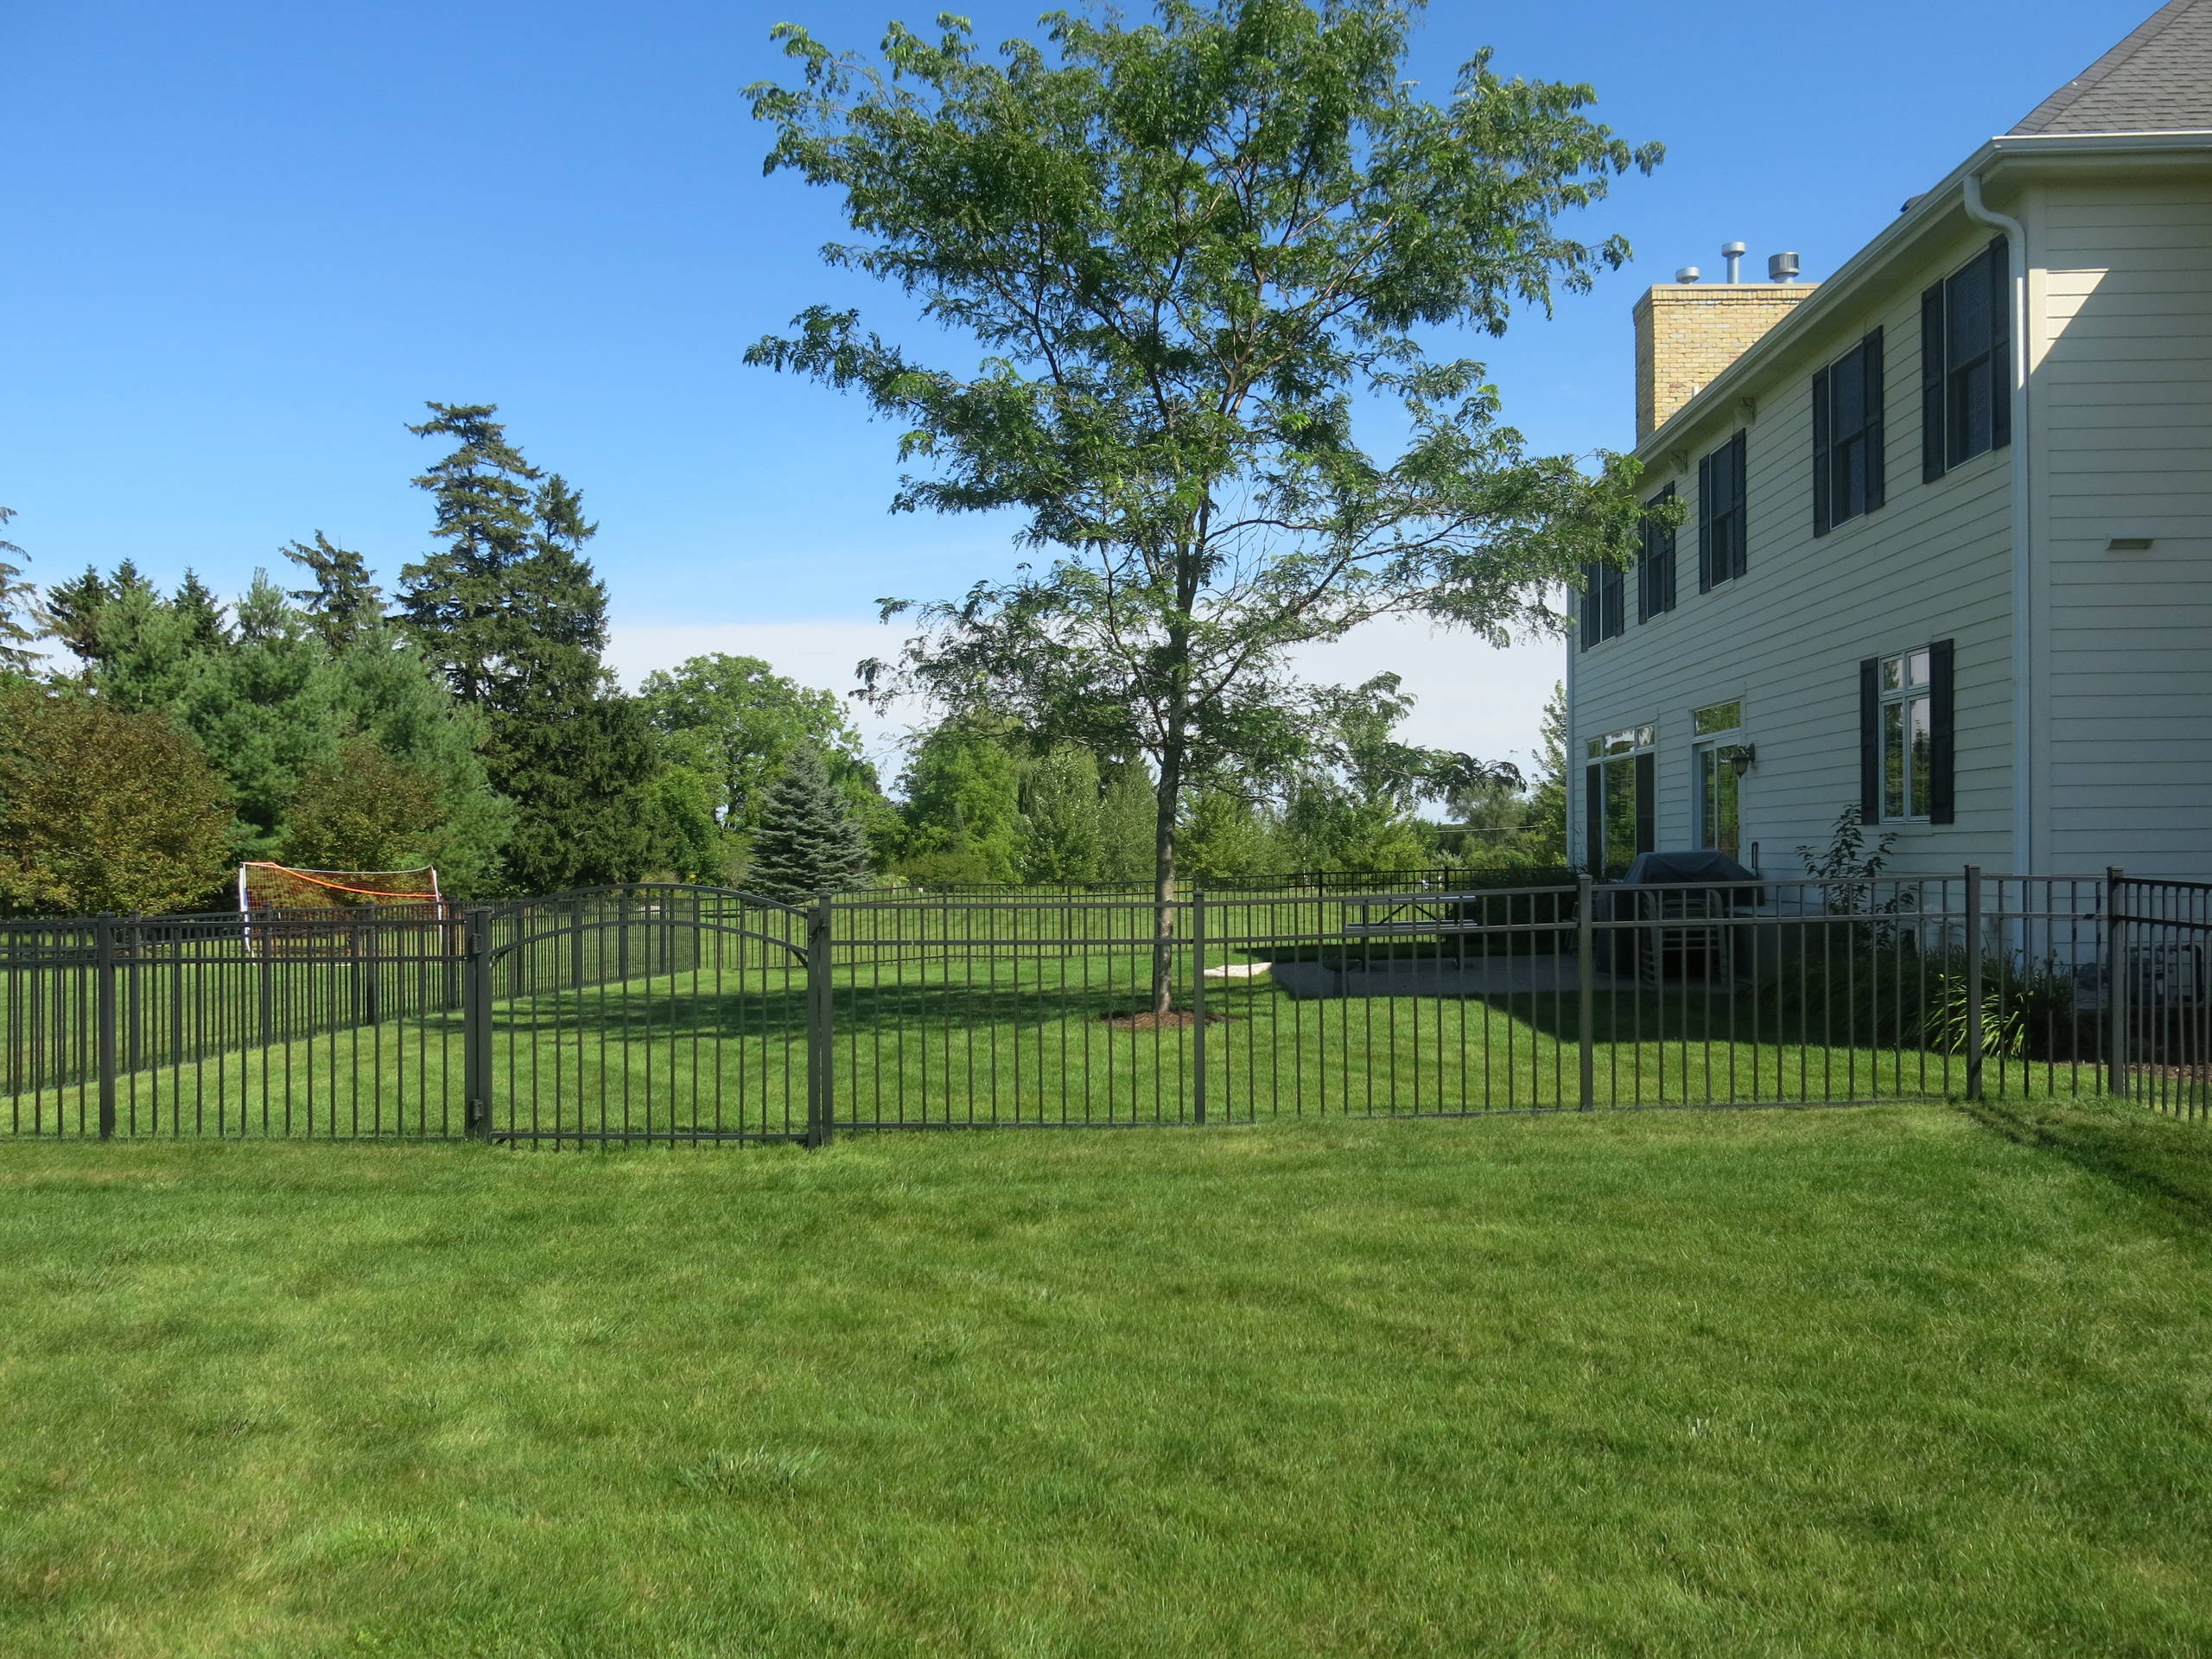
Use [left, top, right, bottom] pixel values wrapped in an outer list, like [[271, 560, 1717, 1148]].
[[746, 746, 873, 900], [281, 734, 452, 874], [398, 404, 656, 891], [639, 653, 889, 879], [0, 508, 43, 676], [751, 0, 1656, 946], [1176, 789, 1277, 885], [895, 722, 1025, 885], [1095, 759, 1159, 884], [1017, 744, 1104, 884], [282, 531, 385, 651], [0, 688, 234, 915]]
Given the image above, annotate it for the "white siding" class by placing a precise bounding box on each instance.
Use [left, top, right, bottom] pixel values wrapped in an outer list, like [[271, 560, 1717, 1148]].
[[2034, 175, 2212, 878], [1571, 226, 2016, 878]]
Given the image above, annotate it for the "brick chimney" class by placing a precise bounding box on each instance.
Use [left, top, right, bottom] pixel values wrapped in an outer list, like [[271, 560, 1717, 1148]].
[[1635, 283, 1816, 441]]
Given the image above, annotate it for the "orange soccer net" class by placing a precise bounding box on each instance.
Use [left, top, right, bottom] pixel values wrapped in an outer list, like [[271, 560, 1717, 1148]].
[[238, 861, 445, 914]]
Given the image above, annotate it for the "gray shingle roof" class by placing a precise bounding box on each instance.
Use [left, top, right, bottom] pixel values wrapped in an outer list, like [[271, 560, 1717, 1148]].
[[2011, 0, 2212, 134]]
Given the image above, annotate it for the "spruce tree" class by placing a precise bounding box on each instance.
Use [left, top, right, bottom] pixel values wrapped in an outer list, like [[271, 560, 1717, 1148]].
[[283, 532, 385, 650], [746, 747, 871, 901], [0, 509, 41, 676], [398, 404, 656, 892]]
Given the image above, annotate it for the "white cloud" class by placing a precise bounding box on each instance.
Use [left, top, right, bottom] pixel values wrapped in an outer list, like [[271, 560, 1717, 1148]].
[[607, 613, 1565, 775]]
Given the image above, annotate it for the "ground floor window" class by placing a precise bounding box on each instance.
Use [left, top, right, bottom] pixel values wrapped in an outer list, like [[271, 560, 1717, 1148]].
[[1692, 700, 1745, 859], [1584, 725, 1654, 880], [1858, 640, 1955, 825]]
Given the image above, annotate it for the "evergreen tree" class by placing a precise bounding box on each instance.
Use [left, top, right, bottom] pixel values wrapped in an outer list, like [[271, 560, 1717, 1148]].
[[283, 532, 385, 650], [1520, 682, 1569, 865], [41, 560, 156, 671], [1095, 759, 1158, 884], [171, 570, 232, 652], [746, 746, 871, 901], [1177, 789, 1277, 884], [0, 508, 41, 676], [398, 404, 655, 892]]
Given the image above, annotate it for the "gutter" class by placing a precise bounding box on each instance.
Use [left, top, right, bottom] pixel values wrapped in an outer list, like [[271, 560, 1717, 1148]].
[[1960, 172, 2033, 876], [1634, 131, 2212, 465]]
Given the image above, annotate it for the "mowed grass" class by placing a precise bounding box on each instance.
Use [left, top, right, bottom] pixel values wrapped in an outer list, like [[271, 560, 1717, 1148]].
[[9, 955, 2113, 1141], [4, 1103, 2212, 1656]]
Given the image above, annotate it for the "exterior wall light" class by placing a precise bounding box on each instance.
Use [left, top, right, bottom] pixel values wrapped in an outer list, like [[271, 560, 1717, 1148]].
[[1730, 744, 1758, 779]]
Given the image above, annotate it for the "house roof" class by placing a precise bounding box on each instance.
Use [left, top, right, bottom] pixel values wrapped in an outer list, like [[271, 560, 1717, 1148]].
[[2011, 0, 2212, 135]]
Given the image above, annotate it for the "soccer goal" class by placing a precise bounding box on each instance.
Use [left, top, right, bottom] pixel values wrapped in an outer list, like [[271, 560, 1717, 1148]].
[[237, 861, 445, 916]]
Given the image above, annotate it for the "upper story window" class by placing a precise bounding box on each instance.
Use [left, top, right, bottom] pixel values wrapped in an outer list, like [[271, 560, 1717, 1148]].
[[1637, 485, 1676, 623], [1921, 238, 2011, 480], [1697, 430, 1748, 590], [1578, 556, 1625, 649], [1813, 330, 1885, 535]]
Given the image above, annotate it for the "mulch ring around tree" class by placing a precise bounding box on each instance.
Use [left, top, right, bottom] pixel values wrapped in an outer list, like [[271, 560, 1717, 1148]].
[[1101, 1008, 1233, 1032]]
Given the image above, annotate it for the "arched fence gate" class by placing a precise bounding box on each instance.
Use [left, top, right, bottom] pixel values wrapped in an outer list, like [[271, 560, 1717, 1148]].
[[473, 886, 832, 1146]]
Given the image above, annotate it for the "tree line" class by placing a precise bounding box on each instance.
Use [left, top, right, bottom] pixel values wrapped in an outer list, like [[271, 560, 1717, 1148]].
[[0, 406, 1566, 919]]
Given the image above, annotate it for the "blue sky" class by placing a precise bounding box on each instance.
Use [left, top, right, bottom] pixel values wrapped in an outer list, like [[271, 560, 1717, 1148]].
[[0, 0, 2152, 764]]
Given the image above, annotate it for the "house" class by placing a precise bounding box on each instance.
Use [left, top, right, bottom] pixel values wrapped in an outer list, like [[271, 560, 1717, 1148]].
[[1566, 0, 2212, 882]]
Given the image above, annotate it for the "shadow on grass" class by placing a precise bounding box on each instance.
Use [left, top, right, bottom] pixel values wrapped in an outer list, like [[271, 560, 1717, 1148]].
[[1964, 1097, 2212, 1236]]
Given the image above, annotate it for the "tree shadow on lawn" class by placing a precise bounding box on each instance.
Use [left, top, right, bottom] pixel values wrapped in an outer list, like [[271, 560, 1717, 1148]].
[[1963, 1097, 2212, 1237]]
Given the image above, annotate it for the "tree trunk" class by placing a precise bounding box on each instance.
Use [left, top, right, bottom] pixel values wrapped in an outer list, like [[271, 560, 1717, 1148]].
[[1148, 728, 1185, 1018]]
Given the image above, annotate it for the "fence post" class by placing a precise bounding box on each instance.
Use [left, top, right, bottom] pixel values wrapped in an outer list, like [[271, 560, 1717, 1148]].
[[1962, 866, 1984, 1101], [2107, 866, 2129, 1099], [806, 893, 835, 1147], [94, 915, 118, 1141], [463, 906, 493, 1140], [1191, 890, 1208, 1126], [1576, 874, 1596, 1110]]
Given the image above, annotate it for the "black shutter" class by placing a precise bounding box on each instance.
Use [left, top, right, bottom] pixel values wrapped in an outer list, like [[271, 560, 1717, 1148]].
[[1601, 563, 1624, 641], [1986, 239, 2012, 452], [1859, 657, 1883, 823], [1635, 524, 1652, 626], [1863, 327, 1886, 512], [1927, 638, 1955, 824], [1727, 431, 1748, 579], [1585, 763, 1605, 875], [1656, 486, 1676, 613], [1811, 364, 1833, 537], [1920, 283, 1946, 483], [1696, 451, 1714, 593], [1634, 752, 1656, 857], [1579, 565, 1599, 649]]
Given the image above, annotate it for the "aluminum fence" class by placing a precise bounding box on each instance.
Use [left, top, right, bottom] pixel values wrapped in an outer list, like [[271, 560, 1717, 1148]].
[[3, 869, 2203, 1142]]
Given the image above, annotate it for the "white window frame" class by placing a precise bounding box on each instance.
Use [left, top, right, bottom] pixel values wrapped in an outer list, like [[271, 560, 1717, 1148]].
[[1689, 701, 1745, 855], [1878, 648, 1934, 823]]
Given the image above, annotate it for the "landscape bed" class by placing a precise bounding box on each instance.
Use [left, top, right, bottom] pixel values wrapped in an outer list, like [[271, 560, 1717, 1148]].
[[3, 1102, 2210, 1656]]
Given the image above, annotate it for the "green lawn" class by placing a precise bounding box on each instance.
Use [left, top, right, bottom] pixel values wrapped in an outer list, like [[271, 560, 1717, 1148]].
[[3, 1102, 2211, 1656], [10, 951, 2116, 1141]]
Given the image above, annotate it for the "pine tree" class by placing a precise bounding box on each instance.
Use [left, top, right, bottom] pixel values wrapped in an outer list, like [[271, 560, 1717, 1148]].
[[171, 571, 232, 652], [746, 747, 871, 901], [398, 404, 655, 892], [0, 509, 41, 677], [283, 532, 385, 650]]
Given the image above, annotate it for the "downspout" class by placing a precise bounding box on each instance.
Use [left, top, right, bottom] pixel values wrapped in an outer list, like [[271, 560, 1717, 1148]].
[[1961, 171, 2032, 874], [1562, 610, 1578, 868]]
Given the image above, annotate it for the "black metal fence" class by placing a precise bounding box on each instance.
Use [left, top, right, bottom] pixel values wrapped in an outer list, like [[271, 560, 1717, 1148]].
[[3, 869, 2204, 1143]]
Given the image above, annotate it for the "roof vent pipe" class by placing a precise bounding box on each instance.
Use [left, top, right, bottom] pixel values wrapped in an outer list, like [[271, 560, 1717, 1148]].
[[1721, 242, 1745, 283], [1769, 251, 1802, 283], [1675, 265, 1700, 283]]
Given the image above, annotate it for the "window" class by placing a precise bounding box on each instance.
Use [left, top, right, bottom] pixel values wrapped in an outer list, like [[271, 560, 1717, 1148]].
[[1637, 486, 1677, 622], [1813, 331, 1885, 535], [1578, 557, 1624, 649], [1858, 641, 1955, 824], [1691, 702, 1745, 858], [1583, 726, 1654, 879], [1922, 238, 2011, 480], [1697, 430, 1748, 590]]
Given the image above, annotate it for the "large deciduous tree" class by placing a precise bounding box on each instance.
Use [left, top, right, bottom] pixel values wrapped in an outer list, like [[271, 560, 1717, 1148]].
[[0, 689, 235, 916], [747, 0, 1656, 1009]]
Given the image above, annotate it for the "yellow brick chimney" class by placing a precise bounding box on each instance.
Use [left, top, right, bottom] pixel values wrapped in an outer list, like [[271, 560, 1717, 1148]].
[[1635, 283, 1816, 440]]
